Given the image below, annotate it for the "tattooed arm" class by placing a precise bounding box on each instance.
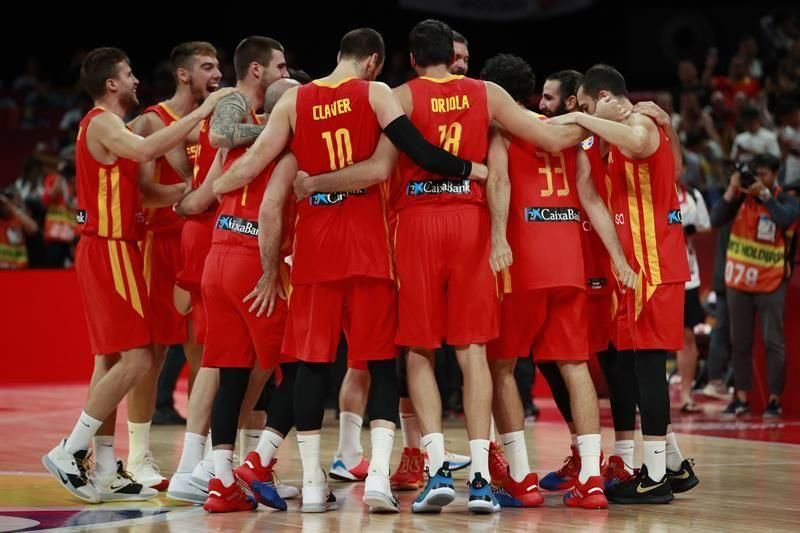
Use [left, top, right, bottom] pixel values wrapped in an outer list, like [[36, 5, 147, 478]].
[[208, 92, 265, 149]]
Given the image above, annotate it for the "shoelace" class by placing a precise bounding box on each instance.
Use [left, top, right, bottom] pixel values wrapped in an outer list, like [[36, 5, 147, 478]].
[[141, 453, 162, 474], [396, 454, 412, 474], [76, 450, 95, 483], [556, 454, 577, 477]]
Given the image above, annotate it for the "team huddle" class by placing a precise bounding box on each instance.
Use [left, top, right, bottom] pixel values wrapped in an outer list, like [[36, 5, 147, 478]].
[[42, 18, 699, 515]]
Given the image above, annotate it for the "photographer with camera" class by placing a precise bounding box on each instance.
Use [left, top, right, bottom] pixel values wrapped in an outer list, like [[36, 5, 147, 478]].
[[711, 154, 800, 417]]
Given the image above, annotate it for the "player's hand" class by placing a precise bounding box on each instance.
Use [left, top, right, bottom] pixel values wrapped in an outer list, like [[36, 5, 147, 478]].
[[595, 96, 630, 121], [243, 271, 281, 317], [469, 162, 489, 182], [197, 87, 239, 118], [546, 112, 580, 126], [489, 238, 513, 273], [294, 170, 313, 200], [633, 101, 670, 127], [613, 259, 638, 292]]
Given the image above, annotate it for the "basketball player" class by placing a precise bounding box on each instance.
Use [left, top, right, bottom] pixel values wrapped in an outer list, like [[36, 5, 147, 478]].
[[122, 41, 221, 491], [166, 36, 294, 505], [42, 47, 233, 502], [550, 64, 698, 503]]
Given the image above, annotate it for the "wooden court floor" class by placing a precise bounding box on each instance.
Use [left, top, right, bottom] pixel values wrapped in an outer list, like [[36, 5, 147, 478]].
[[1, 384, 799, 532]]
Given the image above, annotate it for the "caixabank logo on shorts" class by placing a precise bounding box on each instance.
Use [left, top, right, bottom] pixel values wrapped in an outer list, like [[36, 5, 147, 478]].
[[668, 209, 683, 225], [216, 215, 258, 237], [525, 207, 581, 222], [310, 189, 366, 206], [407, 179, 471, 196]]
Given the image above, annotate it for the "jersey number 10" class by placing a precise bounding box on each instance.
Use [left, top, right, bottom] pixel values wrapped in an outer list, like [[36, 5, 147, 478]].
[[322, 128, 354, 171]]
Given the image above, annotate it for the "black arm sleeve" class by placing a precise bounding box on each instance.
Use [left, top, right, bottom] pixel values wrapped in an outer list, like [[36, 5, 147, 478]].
[[710, 197, 743, 228], [383, 115, 472, 178]]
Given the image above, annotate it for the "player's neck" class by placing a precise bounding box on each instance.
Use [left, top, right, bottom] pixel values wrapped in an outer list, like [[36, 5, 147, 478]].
[[94, 96, 127, 119], [164, 86, 197, 117], [237, 81, 264, 113], [416, 65, 451, 79], [327, 61, 363, 83]]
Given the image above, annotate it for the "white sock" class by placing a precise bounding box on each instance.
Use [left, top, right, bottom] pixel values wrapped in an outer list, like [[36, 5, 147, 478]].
[[212, 449, 235, 487], [501, 431, 530, 482], [400, 412, 421, 449], [93, 436, 116, 478], [127, 421, 151, 464], [204, 432, 213, 461], [337, 411, 363, 467], [613, 439, 635, 473], [421, 433, 445, 473], [256, 430, 284, 467], [570, 434, 578, 448], [64, 411, 102, 453], [469, 439, 491, 482], [642, 440, 666, 482], [298, 433, 324, 485], [239, 428, 261, 458], [368, 427, 394, 477], [576, 434, 602, 484], [665, 432, 685, 472], [489, 417, 496, 442], [177, 432, 207, 473]]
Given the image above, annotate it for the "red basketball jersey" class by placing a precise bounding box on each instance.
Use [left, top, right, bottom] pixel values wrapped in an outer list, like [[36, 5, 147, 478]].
[[505, 123, 584, 292], [290, 77, 392, 285], [75, 107, 144, 241], [143, 103, 188, 234], [607, 121, 690, 285], [188, 116, 219, 224], [393, 75, 489, 212]]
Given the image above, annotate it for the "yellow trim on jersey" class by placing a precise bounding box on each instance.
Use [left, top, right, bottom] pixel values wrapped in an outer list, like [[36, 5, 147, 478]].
[[120, 242, 144, 318], [110, 166, 122, 239], [97, 168, 109, 237], [418, 74, 463, 83], [107, 240, 127, 301], [159, 102, 181, 121], [637, 163, 662, 285], [241, 184, 248, 207], [312, 76, 357, 89], [625, 162, 645, 276], [502, 268, 512, 294]]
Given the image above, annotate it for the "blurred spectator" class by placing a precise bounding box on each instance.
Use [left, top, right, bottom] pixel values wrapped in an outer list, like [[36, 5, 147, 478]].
[[677, 91, 723, 147], [41, 159, 77, 267], [730, 106, 780, 161], [0, 190, 38, 269], [703, 222, 734, 401], [760, 11, 799, 61], [13, 57, 42, 92], [706, 90, 737, 154], [675, 59, 710, 108], [777, 98, 800, 188], [713, 56, 761, 108], [655, 91, 680, 130], [738, 35, 764, 80], [711, 154, 800, 418], [676, 176, 711, 412]]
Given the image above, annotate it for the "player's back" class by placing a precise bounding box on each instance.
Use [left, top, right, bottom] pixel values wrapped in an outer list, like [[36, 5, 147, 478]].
[[394, 75, 489, 212], [76, 107, 143, 241], [506, 122, 583, 291], [608, 119, 689, 285], [290, 78, 391, 285]]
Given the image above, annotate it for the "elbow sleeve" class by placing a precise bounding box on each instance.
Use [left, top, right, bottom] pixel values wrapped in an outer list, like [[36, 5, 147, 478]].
[[383, 115, 472, 178]]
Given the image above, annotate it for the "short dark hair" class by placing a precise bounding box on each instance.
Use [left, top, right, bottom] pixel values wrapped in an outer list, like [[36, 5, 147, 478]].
[[409, 19, 454, 68], [288, 68, 312, 84], [170, 41, 217, 73], [339, 28, 385, 63], [480, 54, 535, 103], [752, 153, 781, 173], [452, 30, 468, 47], [80, 47, 130, 100], [234, 36, 284, 81], [545, 70, 583, 99], [580, 64, 628, 99], [741, 105, 760, 122]]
